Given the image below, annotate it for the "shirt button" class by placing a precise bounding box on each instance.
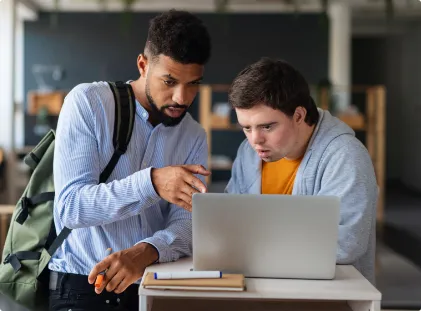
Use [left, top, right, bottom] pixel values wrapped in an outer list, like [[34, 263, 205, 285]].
[[142, 112, 147, 118]]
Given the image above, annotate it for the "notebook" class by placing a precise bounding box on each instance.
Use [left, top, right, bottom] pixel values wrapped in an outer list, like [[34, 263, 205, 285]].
[[141, 272, 245, 292]]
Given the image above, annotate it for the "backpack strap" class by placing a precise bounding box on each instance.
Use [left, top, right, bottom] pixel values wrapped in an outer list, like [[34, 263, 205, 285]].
[[54, 82, 135, 253], [47, 226, 71, 256], [16, 192, 55, 225], [17, 82, 135, 224], [7, 82, 136, 272], [3, 251, 41, 273], [99, 81, 136, 183]]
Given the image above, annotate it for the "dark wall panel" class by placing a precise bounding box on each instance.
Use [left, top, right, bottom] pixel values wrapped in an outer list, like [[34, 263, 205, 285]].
[[24, 12, 328, 181]]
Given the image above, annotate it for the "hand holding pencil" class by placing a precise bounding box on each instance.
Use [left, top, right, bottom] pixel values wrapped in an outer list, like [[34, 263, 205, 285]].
[[94, 248, 112, 288], [88, 242, 159, 294]]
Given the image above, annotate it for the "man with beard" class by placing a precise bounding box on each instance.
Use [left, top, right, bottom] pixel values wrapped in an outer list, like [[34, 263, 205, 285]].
[[225, 57, 378, 285], [50, 10, 211, 310]]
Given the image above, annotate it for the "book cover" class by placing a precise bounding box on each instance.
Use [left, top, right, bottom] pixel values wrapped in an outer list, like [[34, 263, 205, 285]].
[[142, 272, 245, 291]]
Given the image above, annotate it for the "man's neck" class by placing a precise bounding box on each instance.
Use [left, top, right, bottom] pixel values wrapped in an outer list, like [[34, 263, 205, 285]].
[[130, 79, 150, 113], [129, 79, 159, 126], [285, 124, 316, 160]]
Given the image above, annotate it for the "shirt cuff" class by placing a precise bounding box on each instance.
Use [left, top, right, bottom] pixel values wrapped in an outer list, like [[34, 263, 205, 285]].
[[138, 236, 173, 263], [135, 167, 161, 205]]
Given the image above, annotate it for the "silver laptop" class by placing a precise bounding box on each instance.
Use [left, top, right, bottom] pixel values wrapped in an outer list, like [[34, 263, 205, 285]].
[[192, 193, 340, 280]]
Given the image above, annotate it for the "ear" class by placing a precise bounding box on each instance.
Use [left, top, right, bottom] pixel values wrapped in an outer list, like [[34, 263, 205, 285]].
[[137, 54, 149, 77], [294, 107, 307, 125]]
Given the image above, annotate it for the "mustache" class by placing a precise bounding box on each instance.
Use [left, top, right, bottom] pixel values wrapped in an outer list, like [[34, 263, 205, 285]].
[[161, 104, 189, 109]]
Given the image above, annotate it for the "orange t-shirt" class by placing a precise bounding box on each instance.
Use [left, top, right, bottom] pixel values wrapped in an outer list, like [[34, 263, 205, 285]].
[[261, 157, 303, 195]]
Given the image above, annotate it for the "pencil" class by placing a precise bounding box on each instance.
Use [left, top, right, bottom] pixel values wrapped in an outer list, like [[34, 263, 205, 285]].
[[95, 248, 112, 288]]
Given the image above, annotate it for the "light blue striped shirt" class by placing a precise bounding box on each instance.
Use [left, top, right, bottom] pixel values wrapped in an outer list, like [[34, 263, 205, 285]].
[[48, 81, 208, 276]]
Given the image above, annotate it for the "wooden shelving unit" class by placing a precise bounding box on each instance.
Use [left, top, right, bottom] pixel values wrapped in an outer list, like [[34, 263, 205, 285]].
[[199, 85, 237, 184], [199, 84, 386, 224], [27, 90, 66, 115]]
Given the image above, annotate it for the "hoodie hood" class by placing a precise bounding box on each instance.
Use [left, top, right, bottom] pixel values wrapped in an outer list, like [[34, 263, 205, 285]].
[[307, 108, 355, 155], [292, 108, 357, 195]]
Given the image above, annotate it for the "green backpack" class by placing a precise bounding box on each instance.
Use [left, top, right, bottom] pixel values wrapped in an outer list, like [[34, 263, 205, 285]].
[[0, 81, 136, 310]]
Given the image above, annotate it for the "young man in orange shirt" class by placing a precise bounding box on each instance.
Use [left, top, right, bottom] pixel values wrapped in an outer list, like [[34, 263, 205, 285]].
[[225, 57, 378, 284]]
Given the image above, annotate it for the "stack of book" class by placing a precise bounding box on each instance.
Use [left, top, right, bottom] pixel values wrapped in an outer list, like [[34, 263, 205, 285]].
[[142, 271, 245, 292]]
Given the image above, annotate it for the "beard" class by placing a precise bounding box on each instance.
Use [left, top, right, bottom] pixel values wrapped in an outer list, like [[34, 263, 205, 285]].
[[145, 82, 188, 127]]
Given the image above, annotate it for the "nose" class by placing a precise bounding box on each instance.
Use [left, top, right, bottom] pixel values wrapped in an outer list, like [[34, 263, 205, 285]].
[[172, 85, 188, 105], [250, 129, 265, 146]]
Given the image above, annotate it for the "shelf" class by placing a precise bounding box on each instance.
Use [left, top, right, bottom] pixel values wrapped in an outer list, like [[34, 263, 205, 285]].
[[211, 124, 242, 131], [210, 163, 233, 170], [210, 113, 242, 131], [27, 90, 66, 116], [0, 205, 14, 215], [337, 114, 366, 131]]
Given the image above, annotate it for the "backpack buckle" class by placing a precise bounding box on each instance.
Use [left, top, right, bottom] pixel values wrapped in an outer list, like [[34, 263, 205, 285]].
[[16, 197, 31, 224], [21, 196, 34, 210], [2, 253, 22, 272], [21, 197, 28, 209]]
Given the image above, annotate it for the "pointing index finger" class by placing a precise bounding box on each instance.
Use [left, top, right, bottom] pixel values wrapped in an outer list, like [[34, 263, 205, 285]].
[[183, 173, 207, 193], [182, 164, 211, 176]]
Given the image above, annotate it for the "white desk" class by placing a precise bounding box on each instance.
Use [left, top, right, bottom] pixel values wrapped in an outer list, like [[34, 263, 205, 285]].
[[138, 258, 381, 311]]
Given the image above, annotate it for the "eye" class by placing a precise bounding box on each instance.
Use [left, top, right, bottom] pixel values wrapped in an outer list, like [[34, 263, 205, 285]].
[[262, 125, 272, 131], [163, 80, 176, 86], [243, 127, 251, 133], [190, 81, 202, 85]]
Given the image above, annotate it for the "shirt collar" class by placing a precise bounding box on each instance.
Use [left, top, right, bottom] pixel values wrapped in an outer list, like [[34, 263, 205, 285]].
[[125, 80, 150, 122], [135, 99, 150, 121]]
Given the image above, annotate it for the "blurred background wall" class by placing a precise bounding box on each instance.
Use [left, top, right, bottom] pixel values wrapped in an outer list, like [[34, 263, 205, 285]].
[[2, 1, 421, 310], [23, 12, 329, 183]]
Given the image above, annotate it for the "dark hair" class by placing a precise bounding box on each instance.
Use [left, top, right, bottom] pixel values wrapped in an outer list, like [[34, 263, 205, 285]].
[[146, 9, 211, 65], [229, 57, 319, 126]]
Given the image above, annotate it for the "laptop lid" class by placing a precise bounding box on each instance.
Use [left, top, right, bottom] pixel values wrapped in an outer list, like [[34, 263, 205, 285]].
[[192, 193, 340, 279]]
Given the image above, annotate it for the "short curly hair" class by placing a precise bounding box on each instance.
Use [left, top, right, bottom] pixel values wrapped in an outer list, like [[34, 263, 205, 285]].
[[145, 10, 211, 65]]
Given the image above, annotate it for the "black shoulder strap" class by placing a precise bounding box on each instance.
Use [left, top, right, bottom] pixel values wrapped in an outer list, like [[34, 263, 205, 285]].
[[4, 82, 137, 268], [49, 82, 135, 257], [99, 81, 136, 183]]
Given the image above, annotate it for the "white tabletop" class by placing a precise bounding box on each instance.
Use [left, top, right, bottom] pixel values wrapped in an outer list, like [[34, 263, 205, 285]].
[[139, 257, 381, 302]]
